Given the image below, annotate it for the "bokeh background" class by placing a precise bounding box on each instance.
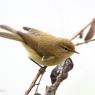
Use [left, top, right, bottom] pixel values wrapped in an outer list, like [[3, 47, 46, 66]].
[[0, 0, 95, 95]]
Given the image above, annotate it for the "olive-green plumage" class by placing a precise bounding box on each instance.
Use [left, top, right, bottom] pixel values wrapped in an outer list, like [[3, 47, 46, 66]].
[[0, 25, 76, 66], [17, 28, 75, 66]]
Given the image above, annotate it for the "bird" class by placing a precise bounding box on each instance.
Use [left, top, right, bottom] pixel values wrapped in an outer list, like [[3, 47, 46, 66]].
[[0, 25, 78, 66]]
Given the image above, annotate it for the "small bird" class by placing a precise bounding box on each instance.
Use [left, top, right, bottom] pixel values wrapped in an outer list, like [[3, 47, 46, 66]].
[[0, 25, 78, 66]]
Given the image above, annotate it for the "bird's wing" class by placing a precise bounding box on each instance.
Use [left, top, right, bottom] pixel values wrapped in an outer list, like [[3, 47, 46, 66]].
[[17, 28, 57, 57], [0, 25, 56, 58]]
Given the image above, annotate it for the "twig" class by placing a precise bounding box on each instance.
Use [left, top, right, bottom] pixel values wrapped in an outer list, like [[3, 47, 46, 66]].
[[34, 73, 44, 94], [71, 20, 93, 40], [75, 38, 95, 46], [24, 66, 47, 95]]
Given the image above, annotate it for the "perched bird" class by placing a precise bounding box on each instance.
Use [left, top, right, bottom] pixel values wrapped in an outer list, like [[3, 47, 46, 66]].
[[0, 25, 78, 66]]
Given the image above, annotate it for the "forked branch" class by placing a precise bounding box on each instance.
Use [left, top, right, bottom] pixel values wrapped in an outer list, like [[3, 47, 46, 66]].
[[71, 19, 93, 40]]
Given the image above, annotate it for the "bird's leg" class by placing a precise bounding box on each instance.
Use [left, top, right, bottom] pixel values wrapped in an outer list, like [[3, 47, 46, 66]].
[[29, 57, 46, 68], [29, 57, 47, 75]]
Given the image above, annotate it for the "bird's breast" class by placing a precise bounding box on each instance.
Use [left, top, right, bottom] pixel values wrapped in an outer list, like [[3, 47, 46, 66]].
[[22, 43, 66, 66]]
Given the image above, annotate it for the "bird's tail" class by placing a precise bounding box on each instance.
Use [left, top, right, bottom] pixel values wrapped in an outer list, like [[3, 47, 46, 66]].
[[0, 25, 23, 42], [0, 25, 17, 33]]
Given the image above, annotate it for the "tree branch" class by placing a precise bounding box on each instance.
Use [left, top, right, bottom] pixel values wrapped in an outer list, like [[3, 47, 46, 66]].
[[75, 38, 95, 46], [71, 20, 93, 40], [45, 58, 73, 95], [24, 66, 47, 95]]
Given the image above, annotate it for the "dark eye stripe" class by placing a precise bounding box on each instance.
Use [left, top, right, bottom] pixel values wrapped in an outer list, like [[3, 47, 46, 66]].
[[60, 45, 68, 51]]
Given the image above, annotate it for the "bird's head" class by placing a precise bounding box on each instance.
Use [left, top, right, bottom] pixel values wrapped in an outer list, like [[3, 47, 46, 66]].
[[55, 38, 78, 59]]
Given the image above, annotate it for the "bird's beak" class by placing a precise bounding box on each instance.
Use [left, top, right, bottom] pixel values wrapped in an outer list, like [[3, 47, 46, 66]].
[[74, 50, 79, 54]]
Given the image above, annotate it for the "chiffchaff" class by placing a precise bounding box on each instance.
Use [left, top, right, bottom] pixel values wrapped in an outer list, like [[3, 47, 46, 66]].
[[0, 25, 78, 66]]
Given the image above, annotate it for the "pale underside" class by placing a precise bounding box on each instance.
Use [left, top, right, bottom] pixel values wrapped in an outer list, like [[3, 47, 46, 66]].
[[23, 43, 68, 66]]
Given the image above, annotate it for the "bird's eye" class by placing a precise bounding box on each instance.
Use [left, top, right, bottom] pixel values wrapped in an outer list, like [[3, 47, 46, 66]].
[[60, 45, 68, 51], [64, 47, 68, 51]]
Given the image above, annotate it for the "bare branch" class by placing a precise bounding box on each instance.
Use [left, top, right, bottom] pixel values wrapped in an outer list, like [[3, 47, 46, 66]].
[[71, 20, 93, 40], [45, 58, 73, 95], [34, 73, 44, 94], [24, 66, 47, 95], [75, 38, 95, 46]]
